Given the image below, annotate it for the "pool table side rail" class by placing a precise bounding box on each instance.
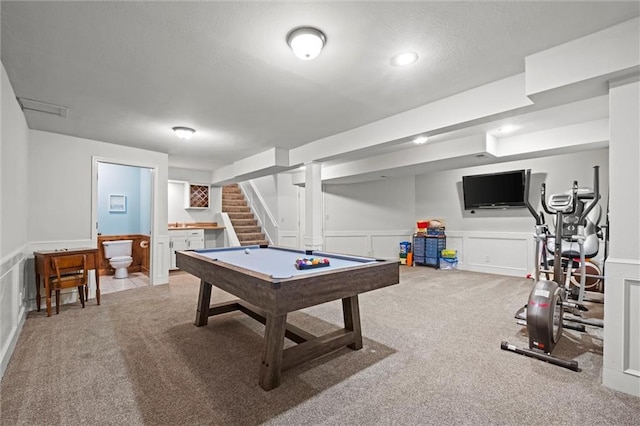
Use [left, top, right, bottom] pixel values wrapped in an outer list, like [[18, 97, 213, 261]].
[[177, 251, 277, 309], [176, 250, 400, 315]]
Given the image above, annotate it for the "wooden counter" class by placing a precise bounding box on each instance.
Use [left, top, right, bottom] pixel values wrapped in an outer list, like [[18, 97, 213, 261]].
[[168, 222, 224, 231]]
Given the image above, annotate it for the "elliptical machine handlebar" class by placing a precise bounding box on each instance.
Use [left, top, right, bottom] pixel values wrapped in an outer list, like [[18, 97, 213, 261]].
[[524, 166, 600, 225], [578, 166, 601, 225], [523, 169, 544, 225]]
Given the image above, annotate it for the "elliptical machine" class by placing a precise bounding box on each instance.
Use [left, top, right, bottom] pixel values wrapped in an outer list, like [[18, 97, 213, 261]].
[[501, 166, 601, 371]]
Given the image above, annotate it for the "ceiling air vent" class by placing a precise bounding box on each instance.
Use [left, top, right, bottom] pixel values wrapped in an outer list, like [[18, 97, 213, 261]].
[[17, 97, 68, 118]]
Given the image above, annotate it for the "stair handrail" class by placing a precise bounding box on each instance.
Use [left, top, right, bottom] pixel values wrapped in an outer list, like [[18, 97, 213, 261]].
[[239, 181, 278, 245], [216, 212, 241, 247]]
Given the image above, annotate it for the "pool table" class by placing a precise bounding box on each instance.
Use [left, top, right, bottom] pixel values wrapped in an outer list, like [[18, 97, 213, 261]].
[[176, 245, 399, 391]]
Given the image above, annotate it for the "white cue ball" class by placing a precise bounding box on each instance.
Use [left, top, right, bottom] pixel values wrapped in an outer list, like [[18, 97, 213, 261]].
[[244, 248, 250, 254]]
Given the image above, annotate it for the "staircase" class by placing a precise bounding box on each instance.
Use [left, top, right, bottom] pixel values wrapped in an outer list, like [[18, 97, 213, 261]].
[[222, 184, 269, 246]]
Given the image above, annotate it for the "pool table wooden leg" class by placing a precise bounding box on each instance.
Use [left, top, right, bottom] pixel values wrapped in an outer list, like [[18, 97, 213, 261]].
[[343, 295, 363, 350], [259, 313, 287, 391], [195, 279, 212, 327]]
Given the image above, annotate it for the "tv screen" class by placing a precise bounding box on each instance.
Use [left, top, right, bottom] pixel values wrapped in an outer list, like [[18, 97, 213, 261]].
[[462, 170, 526, 210]]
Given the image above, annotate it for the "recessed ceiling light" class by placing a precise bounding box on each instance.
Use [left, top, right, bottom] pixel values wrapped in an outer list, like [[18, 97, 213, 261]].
[[496, 125, 519, 134], [390, 51, 418, 67], [172, 126, 196, 140], [413, 136, 428, 145]]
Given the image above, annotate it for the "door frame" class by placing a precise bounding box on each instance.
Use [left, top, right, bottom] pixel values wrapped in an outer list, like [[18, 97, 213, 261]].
[[91, 156, 157, 284]]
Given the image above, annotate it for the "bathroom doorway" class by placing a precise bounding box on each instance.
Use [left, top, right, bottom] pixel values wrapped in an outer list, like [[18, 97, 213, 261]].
[[92, 159, 155, 294]]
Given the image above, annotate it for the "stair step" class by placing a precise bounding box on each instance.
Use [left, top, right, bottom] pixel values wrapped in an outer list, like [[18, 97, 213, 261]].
[[226, 212, 254, 220], [222, 193, 245, 200], [222, 200, 248, 207], [240, 240, 269, 247], [222, 206, 251, 213], [237, 233, 266, 241], [230, 218, 257, 227], [234, 225, 261, 233], [221, 184, 270, 246]]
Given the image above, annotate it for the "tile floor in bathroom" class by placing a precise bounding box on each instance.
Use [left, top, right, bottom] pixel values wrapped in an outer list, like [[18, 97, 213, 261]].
[[100, 271, 150, 294]]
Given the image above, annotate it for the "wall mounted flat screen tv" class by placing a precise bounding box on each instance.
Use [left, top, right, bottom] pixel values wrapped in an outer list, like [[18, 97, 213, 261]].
[[462, 170, 526, 210]]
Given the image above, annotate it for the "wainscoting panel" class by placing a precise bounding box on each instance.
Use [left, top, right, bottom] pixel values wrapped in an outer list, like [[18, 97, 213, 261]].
[[278, 231, 298, 249], [603, 259, 640, 397], [97, 234, 150, 276], [0, 247, 28, 379], [324, 234, 368, 257], [445, 231, 532, 276], [467, 236, 528, 271], [324, 230, 414, 259], [371, 234, 414, 259], [624, 278, 640, 375], [154, 235, 170, 285]]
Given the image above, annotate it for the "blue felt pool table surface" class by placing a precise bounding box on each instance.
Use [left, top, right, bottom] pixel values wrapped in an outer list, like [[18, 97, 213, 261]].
[[191, 245, 377, 279]]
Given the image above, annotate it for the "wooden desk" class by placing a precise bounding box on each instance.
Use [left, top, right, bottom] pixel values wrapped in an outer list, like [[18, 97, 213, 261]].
[[34, 248, 101, 317]]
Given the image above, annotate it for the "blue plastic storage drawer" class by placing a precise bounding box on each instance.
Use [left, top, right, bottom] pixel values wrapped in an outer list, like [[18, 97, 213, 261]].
[[414, 256, 438, 266], [425, 239, 446, 257]]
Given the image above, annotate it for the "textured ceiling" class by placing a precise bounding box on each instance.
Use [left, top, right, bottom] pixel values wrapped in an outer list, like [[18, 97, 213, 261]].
[[2, 1, 639, 172]]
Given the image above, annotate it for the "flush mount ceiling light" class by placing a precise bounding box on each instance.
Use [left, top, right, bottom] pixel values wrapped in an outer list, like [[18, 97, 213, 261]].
[[413, 135, 428, 145], [287, 26, 326, 60], [391, 51, 419, 67], [172, 126, 195, 140]]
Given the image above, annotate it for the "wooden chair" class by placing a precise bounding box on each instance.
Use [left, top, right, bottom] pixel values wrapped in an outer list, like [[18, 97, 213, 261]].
[[50, 254, 88, 315]]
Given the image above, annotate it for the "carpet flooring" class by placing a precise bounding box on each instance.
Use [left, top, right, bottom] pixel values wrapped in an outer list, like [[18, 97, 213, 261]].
[[1, 267, 638, 425]]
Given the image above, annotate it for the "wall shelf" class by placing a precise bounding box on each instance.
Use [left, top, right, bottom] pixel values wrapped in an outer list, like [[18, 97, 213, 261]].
[[185, 183, 210, 209]]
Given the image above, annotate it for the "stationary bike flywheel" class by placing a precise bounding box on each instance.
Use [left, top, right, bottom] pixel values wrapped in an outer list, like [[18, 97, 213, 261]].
[[526, 280, 564, 353]]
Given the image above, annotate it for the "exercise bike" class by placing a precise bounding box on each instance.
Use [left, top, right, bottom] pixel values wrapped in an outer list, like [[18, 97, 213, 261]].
[[501, 166, 603, 371]]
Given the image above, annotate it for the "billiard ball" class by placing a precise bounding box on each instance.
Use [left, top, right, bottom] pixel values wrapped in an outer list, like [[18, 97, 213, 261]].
[[244, 248, 250, 254]]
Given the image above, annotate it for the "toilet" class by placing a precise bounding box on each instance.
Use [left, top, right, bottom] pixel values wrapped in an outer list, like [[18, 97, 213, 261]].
[[102, 240, 133, 279]]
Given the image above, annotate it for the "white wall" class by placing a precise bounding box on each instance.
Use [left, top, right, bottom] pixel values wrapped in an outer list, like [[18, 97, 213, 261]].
[[323, 175, 416, 259], [0, 70, 29, 255], [167, 167, 219, 224], [415, 149, 609, 276], [167, 181, 216, 224], [603, 78, 640, 396], [168, 166, 212, 183], [251, 175, 279, 214], [1, 63, 30, 378], [276, 174, 300, 247], [28, 131, 170, 288]]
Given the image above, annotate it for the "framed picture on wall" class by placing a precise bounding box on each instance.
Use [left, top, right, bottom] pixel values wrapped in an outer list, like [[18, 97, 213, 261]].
[[109, 194, 127, 213]]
